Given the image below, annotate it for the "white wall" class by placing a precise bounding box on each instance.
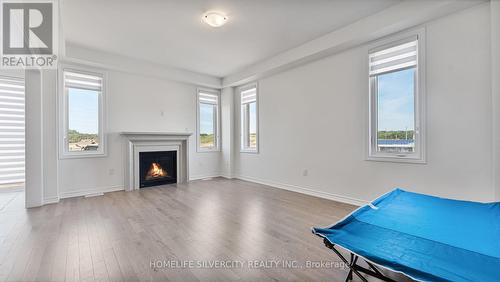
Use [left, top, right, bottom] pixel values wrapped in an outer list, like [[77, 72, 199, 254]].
[[41, 70, 59, 203], [492, 0, 500, 201], [38, 69, 221, 199], [220, 87, 234, 178], [6, 69, 58, 207], [25, 70, 44, 207], [233, 4, 494, 203], [26, 2, 495, 205]]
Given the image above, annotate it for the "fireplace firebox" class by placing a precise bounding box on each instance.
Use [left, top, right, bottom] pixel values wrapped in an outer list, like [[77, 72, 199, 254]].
[[139, 151, 177, 188]]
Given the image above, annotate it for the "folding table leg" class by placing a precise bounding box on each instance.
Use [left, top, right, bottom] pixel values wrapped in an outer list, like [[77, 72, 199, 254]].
[[345, 254, 354, 282], [345, 270, 352, 282], [322, 238, 398, 282], [366, 261, 384, 276], [323, 239, 369, 282]]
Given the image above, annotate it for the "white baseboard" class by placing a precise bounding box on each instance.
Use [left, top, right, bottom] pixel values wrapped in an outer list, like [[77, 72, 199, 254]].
[[84, 192, 104, 198], [189, 173, 223, 181], [219, 173, 235, 179], [45, 176, 367, 207], [26, 200, 43, 208], [59, 185, 124, 199], [235, 175, 368, 206], [43, 196, 60, 205]]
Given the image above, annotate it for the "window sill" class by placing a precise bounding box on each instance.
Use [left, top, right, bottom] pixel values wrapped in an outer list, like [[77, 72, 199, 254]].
[[366, 155, 426, 164], [197, 148, 221, 153], [240, 149, 259, 154], [59, 151, 107, 160]]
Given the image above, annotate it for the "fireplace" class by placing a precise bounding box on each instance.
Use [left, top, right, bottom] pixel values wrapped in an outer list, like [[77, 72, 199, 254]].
[[121, 132, 190, 190], [139, 151, 177, 188]]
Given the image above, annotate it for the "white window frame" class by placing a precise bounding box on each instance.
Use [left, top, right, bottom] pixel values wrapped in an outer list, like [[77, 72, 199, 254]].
[[196, 88, 221, 152], [58, 65, 107, 159], [239, 83, 259, 153], [367, 29, 426, 163]]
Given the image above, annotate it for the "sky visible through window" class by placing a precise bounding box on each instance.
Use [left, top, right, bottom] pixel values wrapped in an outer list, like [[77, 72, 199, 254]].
[[200, 103, 214, 135], [68, 88, 99, 134], [377, 68, 415, 132], [249, 102, 256, 134], [200, 103, 257, 134]]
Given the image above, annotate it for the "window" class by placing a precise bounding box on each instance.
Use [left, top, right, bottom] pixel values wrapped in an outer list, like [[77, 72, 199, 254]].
[[59, 68, 106, 158], [368, 33, 425, 162], [197, 89, 220, 151], [240, 84, 258, 152], [0, 75, 25, 186]]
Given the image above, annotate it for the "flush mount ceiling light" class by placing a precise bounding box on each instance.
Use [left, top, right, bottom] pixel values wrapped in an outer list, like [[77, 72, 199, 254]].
[[202, 11, 228, 27]]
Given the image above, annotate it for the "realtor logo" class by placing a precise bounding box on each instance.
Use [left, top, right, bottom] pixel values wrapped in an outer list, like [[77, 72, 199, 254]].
[[1, 0, 58, 69]]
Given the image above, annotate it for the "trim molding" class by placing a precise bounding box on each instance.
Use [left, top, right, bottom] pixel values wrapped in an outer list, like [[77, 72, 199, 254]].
[[59, 185, 124, 199], [219, 173, 235, 179], [64, 42, 221, 89], [189, 173, 223, 181], [43, 196, 60, 205], [236, 175, 368, 206], [45, 175, 367, 206], [121, 132, 191, 190], [222, 0, 483, 87]]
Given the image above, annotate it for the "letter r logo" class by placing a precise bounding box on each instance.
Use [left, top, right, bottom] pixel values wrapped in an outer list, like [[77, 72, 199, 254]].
[[2, 2, 53, 55]]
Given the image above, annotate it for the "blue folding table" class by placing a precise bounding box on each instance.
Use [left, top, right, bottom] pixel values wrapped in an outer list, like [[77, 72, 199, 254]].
[[312, 189, 500, 282]]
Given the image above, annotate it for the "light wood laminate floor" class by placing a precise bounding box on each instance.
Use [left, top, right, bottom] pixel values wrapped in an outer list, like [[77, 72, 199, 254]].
[[0, 178, 411, 282]]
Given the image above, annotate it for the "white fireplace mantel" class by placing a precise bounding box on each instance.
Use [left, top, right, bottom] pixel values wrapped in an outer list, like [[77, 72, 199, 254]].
[[121, 132, 192, 191]]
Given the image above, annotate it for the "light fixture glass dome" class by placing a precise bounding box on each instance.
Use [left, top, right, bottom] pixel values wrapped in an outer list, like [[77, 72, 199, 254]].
[[202, 12, 228, 27]]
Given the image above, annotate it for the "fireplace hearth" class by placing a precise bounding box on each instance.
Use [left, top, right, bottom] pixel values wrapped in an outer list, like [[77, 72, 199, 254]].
[[139, 151, 177, 188]]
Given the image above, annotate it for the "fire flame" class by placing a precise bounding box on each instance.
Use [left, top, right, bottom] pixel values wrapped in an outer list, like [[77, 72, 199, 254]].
[[145, 162, 167, 180]]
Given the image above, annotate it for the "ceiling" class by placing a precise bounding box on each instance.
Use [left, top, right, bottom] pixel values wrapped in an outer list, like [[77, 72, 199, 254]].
[[61, 0, 400, 77]]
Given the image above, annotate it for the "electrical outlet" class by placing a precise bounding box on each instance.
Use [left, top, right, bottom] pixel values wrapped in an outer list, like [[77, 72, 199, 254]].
[[302, 169, 308, 176]]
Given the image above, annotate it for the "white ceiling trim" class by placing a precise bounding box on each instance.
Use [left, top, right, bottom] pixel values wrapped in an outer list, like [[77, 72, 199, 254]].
[[63, 42, 222, 89], [222, 0, 485, 88]]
